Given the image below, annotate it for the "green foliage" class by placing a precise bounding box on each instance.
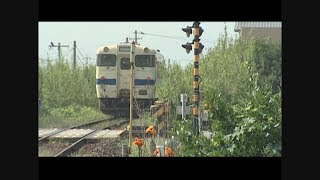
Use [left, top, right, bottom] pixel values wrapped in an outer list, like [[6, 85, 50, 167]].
[[156, 62, 193, 107], [49, 105, 97, 118], [39, 59, 97, 111], [39, 105, 107, 128], [39, 59, 103, 127], [172, 119, 212, 157], [222, 84, 282, 156], [251, 39, 282, 93], [209, 77, 281, 156], [157, 28, 282, 156]]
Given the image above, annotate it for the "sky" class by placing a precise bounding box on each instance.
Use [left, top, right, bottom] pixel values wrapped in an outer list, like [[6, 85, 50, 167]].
[[38, 22, 237, 67]]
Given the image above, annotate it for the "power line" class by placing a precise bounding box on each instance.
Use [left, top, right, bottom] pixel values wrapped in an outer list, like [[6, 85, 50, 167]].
[[140, 32, 186, 40], [76, 47, 87, 62], [61, 47, 73, 61], [76, 54, 85, 66], [84, 55, 93, 66], [170, 59, 193, 62], [140, 31, 214, 44], [76, 47, 95, 66]]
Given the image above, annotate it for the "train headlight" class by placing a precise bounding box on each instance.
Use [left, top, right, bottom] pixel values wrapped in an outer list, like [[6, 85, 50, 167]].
[[144, 48, 149, 53], [101, 76, 105, 79], [103, 47, 109, 52]]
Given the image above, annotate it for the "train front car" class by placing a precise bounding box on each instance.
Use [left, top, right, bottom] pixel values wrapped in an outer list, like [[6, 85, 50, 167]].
[[96, 44, 159, 116]]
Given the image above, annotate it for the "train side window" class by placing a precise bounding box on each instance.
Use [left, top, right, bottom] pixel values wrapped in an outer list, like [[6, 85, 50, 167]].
[[97, 54, 116, 66], [135, 55, 155, 67], [120, 58, 130, 70]]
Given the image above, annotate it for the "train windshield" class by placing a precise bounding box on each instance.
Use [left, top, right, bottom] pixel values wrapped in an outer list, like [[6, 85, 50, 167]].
[[120, 58, 130, 70], [135, 55, 156, 67], [97, 54, 117, 66]]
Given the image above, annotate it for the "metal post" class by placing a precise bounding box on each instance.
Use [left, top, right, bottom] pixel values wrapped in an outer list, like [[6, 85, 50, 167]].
[[181, 94, 187, 120], [134, 30, 138, 44], [58, 42, 61, 61], [130, 30, 141, 45], [199, 105, 201, 135], [129, 41, 136, 154], [73, 41, 76, 70], [156, 146, 165, 157], [198, 91, 202, 135], [149, 138, 156, 157], [181, 94, 185, 119], [193, 21, 200, 137], [181, 22, 204, 137], [122, 144, 128, 157]]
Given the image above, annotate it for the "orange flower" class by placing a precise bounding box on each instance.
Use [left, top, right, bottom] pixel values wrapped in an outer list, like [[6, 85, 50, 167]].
[[153, 148, 160, 157], [165, 147, 175, 157], [153, 147, 175, 157], [146, 125, 156, 135], [133, 137, 144, 148]]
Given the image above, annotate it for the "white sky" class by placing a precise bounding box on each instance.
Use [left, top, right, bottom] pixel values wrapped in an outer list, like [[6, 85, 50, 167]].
[[38, 22, 237, 67]]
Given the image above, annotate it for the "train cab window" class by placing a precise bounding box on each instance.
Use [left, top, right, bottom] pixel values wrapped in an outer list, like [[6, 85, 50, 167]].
[[120, 58, 130, 70], [97, 54, 116, 66], [135, 55, 156, 67]]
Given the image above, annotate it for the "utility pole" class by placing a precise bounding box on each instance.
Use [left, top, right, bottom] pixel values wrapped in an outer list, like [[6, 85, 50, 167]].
[[73, 41, 76, 70], [182, 21, 204, 136], [49, 42, 69, 61], [128, 41, 136, 155], [129, 30, 142, 45]]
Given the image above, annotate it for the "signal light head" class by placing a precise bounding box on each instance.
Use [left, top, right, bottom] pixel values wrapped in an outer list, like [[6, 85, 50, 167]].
[[182, 42, 193, 54], [182, 26, 192, 37], [193, 21, 200, 27], [199, 27, 204, 37], [199, 43, 204, 54]]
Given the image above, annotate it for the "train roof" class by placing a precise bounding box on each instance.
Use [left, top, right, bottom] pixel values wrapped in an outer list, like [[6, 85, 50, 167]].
[[96, 44, 158, 54]]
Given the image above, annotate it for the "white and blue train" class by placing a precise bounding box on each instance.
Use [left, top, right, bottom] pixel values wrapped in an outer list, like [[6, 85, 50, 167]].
[[96, 43, 164, 116]]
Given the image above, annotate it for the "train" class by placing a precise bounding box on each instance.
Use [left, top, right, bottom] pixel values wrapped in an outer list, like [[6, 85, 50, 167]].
[[96, 43, 164, 116]]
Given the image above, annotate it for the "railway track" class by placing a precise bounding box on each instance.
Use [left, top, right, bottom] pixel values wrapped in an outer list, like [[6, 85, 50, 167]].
[[53, 118, 129, 157], [38, 118, 116, 143], [39, 117, 171, 157]]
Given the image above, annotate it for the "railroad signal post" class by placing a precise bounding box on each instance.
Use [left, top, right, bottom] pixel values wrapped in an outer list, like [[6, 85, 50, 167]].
[[129, 41, 136, 154], [182, 21, 204, 136]]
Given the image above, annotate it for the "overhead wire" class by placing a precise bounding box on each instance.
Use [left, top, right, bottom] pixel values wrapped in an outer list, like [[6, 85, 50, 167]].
[[139, 31, 215, 44]]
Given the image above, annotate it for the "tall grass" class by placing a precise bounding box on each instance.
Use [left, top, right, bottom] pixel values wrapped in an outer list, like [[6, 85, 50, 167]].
[[39, 59, 97, 110], [39, 58, 105, 127]]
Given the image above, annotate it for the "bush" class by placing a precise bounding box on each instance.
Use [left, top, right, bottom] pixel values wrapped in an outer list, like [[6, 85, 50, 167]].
[[158, 28, 282, 156], [39, 59, 97, 111]]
